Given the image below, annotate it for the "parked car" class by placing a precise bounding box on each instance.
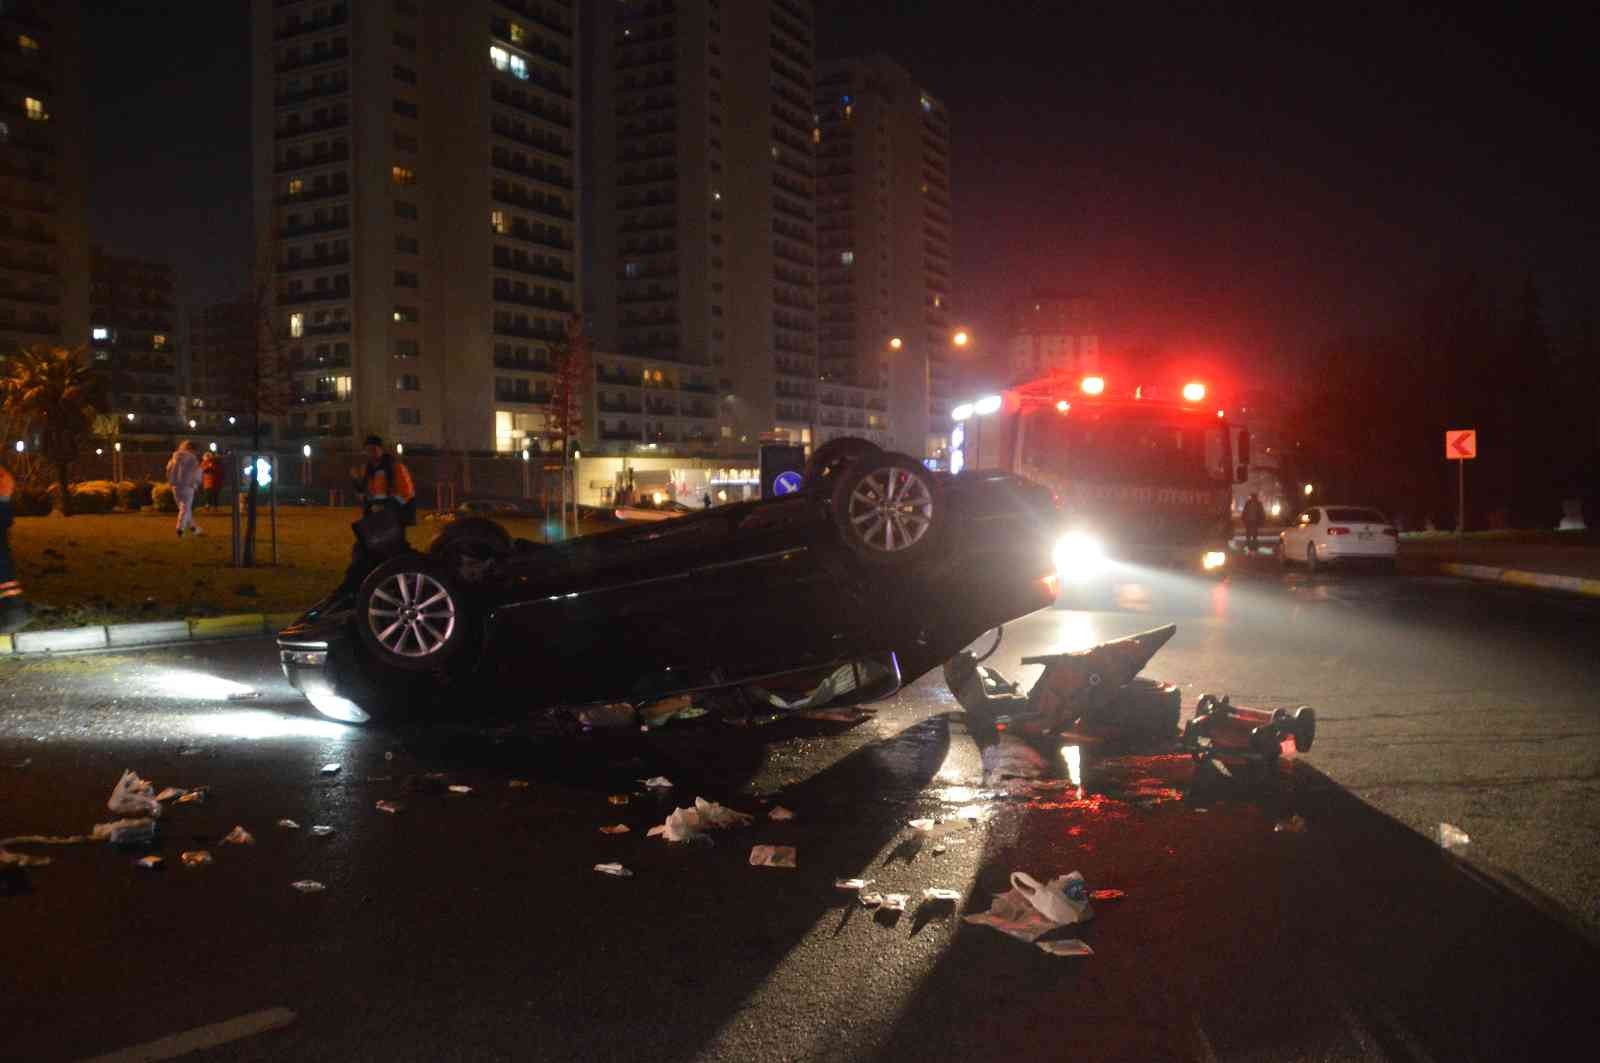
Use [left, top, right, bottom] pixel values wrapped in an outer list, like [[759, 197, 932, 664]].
[[278, 439, 1064, 723], [1279, 505, 1398, 572]]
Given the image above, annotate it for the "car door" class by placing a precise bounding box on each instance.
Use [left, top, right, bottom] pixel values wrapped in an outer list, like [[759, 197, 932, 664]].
[[1283, 508, 1314, 556]]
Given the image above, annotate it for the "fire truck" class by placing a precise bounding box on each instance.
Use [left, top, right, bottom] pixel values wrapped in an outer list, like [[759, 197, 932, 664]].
[[950, 373, 1250, 583]]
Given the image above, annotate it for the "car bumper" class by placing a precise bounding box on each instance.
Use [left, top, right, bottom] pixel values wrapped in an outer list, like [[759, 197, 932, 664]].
[[1313, 541, 1398, 563], [278, 614, 371, 722]]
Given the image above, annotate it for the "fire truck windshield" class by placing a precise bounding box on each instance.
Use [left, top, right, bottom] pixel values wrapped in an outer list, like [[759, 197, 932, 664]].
[[1021, 407, 1231, 486]]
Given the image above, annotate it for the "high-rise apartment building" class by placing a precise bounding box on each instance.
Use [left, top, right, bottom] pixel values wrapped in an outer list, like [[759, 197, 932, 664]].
[[187, 294, 259, 436], [815, 55, 952, 458], [1007, 291, 1099, 383], [588, 0, 818, 454], [89, 248, 182, 436], [0, 0, 88, 358], [252, 0, 580, 452]]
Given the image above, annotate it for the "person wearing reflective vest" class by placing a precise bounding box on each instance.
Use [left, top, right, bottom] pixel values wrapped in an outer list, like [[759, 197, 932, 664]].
[[335, 435, 416, 596], [0, 461, 32, 634]]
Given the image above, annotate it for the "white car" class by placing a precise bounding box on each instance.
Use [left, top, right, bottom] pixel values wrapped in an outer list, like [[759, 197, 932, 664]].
[[1279, 505, 1398, 572]]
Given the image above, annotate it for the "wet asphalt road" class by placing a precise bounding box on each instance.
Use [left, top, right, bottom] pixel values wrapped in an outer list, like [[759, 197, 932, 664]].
[[2, 560, 1598, 1062]]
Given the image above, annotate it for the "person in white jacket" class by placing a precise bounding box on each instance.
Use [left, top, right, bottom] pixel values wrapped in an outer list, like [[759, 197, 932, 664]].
[[166, 440, 203, 537]]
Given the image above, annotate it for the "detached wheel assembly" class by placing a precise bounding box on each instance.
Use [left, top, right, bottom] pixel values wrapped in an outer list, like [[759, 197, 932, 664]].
[[804, 437, 883, 487], [430, 517, 511, 587], [357, 556, 469, 671], [831, 453, 941, 565]]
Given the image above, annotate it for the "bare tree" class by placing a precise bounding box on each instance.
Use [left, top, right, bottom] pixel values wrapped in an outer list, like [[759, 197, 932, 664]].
[[235, 283, 293, 565]]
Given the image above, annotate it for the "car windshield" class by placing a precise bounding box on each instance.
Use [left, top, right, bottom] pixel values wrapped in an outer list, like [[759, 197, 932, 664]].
[[1325, 507, 1387, 523], [1021, 407, 1231, 486]]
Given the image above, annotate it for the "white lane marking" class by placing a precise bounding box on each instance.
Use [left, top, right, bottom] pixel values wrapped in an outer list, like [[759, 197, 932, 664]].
[[79, 1007, 296, 1063]]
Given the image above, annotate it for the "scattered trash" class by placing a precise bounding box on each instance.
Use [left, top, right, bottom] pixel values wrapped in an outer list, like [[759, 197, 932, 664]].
[[923, 887, 962, 902], [881, 893, 910, 912], [134, 855, 165, 871], [607, 795, 629, 805], [640, 776, 674, 790], [448, 785, 473, 795], [375, 800, 405, 815], [176, 788, 208, 805], [320, 763, 341, 775], [0, 834, 88, 847], [91, 818, 156, 846], [768, 806, 796, 821], [1438, 822, 1470, 852], [509, 780, 530, 789], [1273, 815, 1308, 834], [180, 850, 213, 867], [594, 862, 634, 878], [647, 797, 753, 843], [277, 819, 301, 830], [0, 849, 51, 868], [1010, 871, 1092, 925], [402, 773, 449, 796], [107, 770, 162, 818], [835, 877, 873, 891], [980, 737, 1052, 784], [749, 845, 797, 868], [964, 888, 1060, 942], [155, 787, 185, 802], [579, 702, 636, 729], [931, 844, 948, 855], [290, 880, 326, 893], [955, 804, 988, 822], [220, 826, 255, 845], [908, 818, 935, 832], [225, 690, 261, 702], [1036, 938, 1094, 957], [860, 891, 885, 907], [599, 824, 631, 835], [1089, 888, 1125, 902]]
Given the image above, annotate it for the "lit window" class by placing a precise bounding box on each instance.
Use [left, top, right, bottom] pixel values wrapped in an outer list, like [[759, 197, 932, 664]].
[[92, 326, 109, 341], [152, 334, 167, 351], [391, 165, 416, 185], [840, 251, 854, 267], [491, 209, 506, 234], [490, 46, 510, 72], [509, 55, 528, 80], [18, 35, 40, 51], [24, 97, 46, 121], [508, 22, 525, 44], [289, 313, 304, 338], [287, 177, 303, 197], [811, 127, 820, 144], [770, 146, 779, 160], [333, 375, 352, 399]]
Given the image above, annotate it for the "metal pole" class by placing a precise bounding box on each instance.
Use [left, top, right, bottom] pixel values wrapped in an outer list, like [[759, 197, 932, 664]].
[[230, 454, 240, 566], [1457, 457, 1464, 541], [269, 456, 278, 565]]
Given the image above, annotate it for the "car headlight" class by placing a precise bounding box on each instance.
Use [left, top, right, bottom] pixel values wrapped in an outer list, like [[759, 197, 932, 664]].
[[1203, 551, 1227, 570], [1053, 532, 1105, 583]]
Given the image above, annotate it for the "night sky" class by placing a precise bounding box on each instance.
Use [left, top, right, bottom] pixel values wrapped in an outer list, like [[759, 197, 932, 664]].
[[86, 2, 1597, 386]]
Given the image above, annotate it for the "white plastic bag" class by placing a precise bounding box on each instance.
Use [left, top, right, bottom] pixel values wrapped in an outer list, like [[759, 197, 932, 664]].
[[1010, 870, 1093, 926], [107, 770, 162, 818]]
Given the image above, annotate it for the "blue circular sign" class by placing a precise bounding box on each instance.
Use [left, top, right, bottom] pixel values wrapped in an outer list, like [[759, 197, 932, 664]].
[[773, 470, 804, 495]]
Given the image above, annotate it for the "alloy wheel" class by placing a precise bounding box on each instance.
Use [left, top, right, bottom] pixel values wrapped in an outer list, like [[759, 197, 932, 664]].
[[846, 467, 934, 553], [367, 570, 457, 658]]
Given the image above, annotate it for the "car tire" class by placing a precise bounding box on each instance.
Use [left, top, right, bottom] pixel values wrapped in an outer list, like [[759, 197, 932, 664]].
[[430, 516, 511, 587], [356, 555, 471, 672], [804, 437, 884, 488], [830, 452, 941, 566], [1306, 543, 1318, 574]]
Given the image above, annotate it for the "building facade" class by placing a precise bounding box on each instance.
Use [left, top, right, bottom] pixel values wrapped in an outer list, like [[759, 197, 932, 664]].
[[1007, 291, 1099, 383], [186, 294, 260, 437], [588, 0, 818, 454], [252, 0, 580, 453], [89, 248, 182, 437], [815, 55, 952, 458], [0, 0, 88, 359]]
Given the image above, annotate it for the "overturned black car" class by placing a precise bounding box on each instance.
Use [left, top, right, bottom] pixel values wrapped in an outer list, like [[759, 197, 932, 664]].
[[277, 440, 1063, 724]]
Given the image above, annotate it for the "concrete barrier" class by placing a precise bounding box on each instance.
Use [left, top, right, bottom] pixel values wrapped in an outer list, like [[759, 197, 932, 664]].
[[12, 626, 111, 654]]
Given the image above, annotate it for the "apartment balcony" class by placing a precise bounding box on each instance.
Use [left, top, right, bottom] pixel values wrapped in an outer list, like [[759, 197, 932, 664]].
[[618, 120, 677, 144], [275, 148, 350, 173], [493, 353, 553, 373], [598, 398, 644, 415], [492, 254, 574, 282], [0, 288, 56, 305], [275, 183, 350, 205], [595, 369, 644, 388], [490, 187, 574, 221], [494, 320, 564, 342], [275, 6, 348, 39], [617, 168, 677, 187], [489, 82, 574, 129], [490, 154, 574, 189], [494, 0, 574, 38], [618, 289, 678, 304], [278, 286, 350, 306], [302, 320, 351, 337], [290, 392, 349, 407], [275, 46, 350, 73], [493, 288, 574, 313], [274, 81, 350, 107], [277, 254, 350, 276], [490, 121, 573, 159], [289, 352, 351, 370], [274, 114, 350, 139], [498, 226, 574, 252], [494, 387, 551, 405], [678, 380, 714, 395]]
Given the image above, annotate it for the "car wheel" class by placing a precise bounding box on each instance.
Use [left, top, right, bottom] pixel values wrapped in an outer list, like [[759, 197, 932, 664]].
[[430, 516, 511, 587], [831, 452, 941, 565], [1306, 543, 1318, 574], [357, 556, 470, 672], [805, 437, 884, 488]]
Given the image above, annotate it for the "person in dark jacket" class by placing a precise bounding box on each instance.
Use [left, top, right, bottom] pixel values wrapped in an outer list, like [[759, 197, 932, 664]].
[[0, 461, 32, 634], [1242, 492, 1267, 554]]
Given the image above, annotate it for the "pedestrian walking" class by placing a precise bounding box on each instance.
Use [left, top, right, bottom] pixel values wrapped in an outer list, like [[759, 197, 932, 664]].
[[166, 439, 203, 537], [200, 450, 221, 512], [1242, 491, 1266, 554], [0, 459, 34, 634], [335, 435, 416, 595]]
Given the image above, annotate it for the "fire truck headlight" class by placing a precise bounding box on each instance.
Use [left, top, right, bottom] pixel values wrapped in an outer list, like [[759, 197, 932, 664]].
[[1203, 551, 1227, 571], [1053, 533, 1105, 582]]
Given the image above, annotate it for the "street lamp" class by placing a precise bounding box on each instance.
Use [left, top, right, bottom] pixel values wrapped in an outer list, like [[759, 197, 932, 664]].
[[126, 412, 135, 422], [952, 329, 970, 348], [12, 440, 22, 453], [301, 443, 312, 485], [1303, 483, 1314, 497], [228, 416, 236, 425], [189, 419, 197, 429], [888, 336, 903, 351]]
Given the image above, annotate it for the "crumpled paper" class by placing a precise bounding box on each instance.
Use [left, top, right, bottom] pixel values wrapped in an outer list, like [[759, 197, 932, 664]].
[[107, 770, 162, 818], [646, 797, 753, 842], [91, 818, 156, 846], [749, 845, 797, 868]]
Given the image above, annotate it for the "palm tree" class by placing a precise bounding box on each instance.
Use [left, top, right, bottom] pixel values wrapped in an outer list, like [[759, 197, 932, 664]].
[[0, 345, 100, 516]]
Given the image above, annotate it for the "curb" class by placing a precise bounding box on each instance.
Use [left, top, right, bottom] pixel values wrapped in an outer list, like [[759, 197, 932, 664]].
[[0, 611, 296, 658], [1437, 561, 1600, 598]]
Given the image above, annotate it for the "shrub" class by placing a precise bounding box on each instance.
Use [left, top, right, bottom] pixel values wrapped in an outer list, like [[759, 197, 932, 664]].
[[12, 486, 52, 516], [117, 480, 155, 510], [151, 482, 178, 513], [67, 481, 116, 514]]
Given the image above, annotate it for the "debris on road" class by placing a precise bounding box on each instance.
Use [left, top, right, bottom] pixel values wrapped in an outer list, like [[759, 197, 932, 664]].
[[768, 806, 796, 821], [1182, 694, 1316, 769], [320, 763, 341, 775], [908, 818, 935, 832], [1273, 815, 1308, 834], [599, 824, 631, 835], [107, 770, 162, 818], [509, 780, 530, 789], [835, 877, 873, 891], [860, 891, 884, 907], [1089, 888, 1125, 902], [1036, 938, 1094, 957], [1439, 822, 1471, 852], [220, 826, 255, 845], [180, 851, 213, 867], [134, 855, 164, 870], [579, 703, 635, 729], [375, 800, 405, 815], [176, 789, 207, 805], [647, 797, 753, 843], [923, 887, 962, 902], [607, 794, 629, 805], [91, 818, 156, 846], [640, 776, 674, 790], [749, 845, 797, 868], [277, 819, 301, 830], [290, 880, 326, 893], [963, 888, 1060, 942], [0, 849, 51, 868], [594, 862, 634, 878], [881, 893, 910, 912], [448, 785, 473, 795], [310, 825, 335, 837], [0, 834, 89, 847], [155, 787, 185, 803], [966, 870, 1096, 945]]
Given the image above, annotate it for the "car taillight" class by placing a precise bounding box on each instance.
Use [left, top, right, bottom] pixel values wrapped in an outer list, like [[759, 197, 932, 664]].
[[1383, 528, 1398, 537], [1327, 527, 1350, 536]]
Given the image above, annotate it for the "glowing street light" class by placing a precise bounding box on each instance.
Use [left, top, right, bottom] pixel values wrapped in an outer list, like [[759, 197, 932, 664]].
[[1303, 483, 1315, 497], [189, 419, 197, 429], [13, 440, 22, 453], [952, 329, 970, 348], [301, 444, 312, 458], [888, 336, 903, 350], [126, 412, 136, 422]]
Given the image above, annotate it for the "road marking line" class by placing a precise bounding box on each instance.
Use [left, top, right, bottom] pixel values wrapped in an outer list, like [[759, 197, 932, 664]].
[[79, 1007, 296, 1063]]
